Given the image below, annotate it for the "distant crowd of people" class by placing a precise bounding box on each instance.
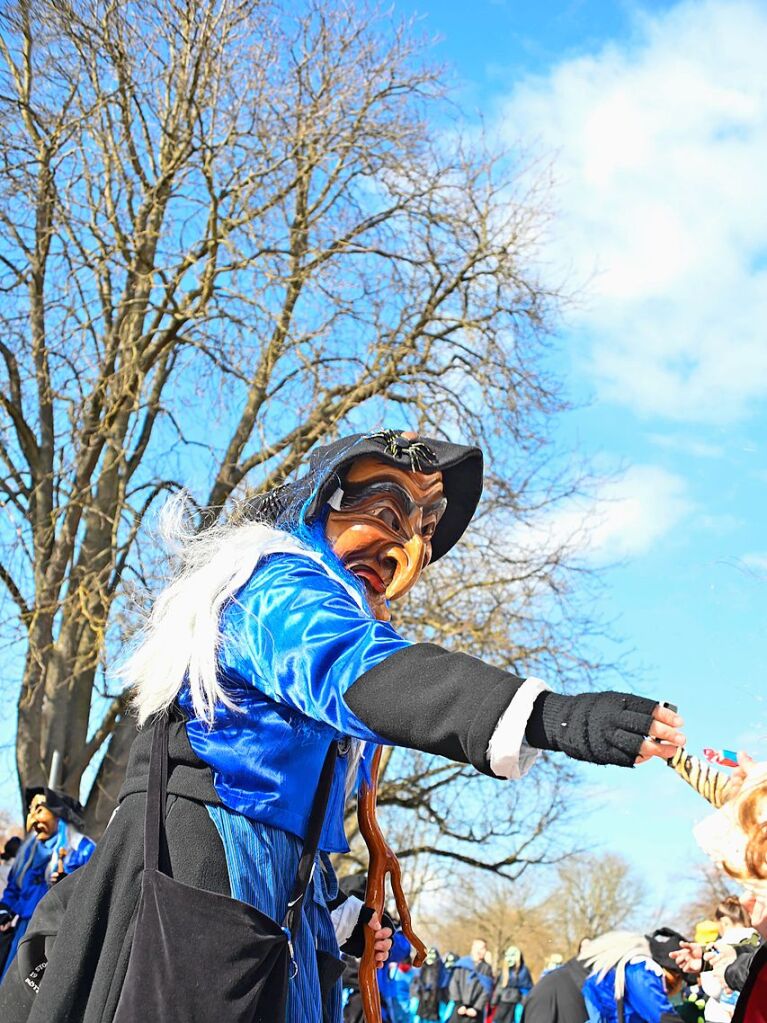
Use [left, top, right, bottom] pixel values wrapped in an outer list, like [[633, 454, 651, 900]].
[[342, 937, 539, 1023], [341, 895, 765, 1023]]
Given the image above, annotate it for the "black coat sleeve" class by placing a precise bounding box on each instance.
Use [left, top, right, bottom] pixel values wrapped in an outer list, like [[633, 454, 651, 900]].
[[724, 945, 761, 991], [343, 643, 525, 776]]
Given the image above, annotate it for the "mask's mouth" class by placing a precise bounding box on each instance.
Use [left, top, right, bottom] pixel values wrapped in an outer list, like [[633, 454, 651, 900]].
[[350, 564, 387, 595]]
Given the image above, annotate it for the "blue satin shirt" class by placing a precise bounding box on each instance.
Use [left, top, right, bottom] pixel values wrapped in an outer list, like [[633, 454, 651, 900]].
[[179, 552, 410, 852]]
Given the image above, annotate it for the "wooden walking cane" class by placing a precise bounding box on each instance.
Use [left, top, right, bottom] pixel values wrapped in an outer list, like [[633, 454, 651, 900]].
[[357, 745, 428, 1023]]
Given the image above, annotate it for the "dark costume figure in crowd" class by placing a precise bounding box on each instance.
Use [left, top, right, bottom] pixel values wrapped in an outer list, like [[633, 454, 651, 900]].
[[491, 945, 533, 1023], [447, 938, 495, 1021], [0, 431, 685, 1023], [523, 955, 590, 1023], [411, 947, 449, 1022], [0, 789, 93, 982]]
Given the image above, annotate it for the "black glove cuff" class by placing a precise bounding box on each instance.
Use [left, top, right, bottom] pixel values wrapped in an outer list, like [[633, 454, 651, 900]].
[[525, 691, 560, 751]]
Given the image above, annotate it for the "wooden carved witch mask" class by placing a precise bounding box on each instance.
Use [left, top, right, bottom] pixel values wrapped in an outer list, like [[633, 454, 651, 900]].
[[325, 451, 447, 621]]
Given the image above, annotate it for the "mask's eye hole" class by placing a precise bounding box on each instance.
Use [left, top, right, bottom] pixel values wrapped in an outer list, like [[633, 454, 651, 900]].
[[376, 507, 402, 533]]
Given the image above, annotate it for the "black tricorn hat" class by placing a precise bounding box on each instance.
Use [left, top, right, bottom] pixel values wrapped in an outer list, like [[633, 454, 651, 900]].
[[25, 786, 86, 830], [250, 429, 483, 563]]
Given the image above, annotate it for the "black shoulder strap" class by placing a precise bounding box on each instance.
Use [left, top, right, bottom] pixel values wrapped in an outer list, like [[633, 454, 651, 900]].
[[145, 714, 341, 945], [144, 713, 169, 872], [282, 740, 339, 941]]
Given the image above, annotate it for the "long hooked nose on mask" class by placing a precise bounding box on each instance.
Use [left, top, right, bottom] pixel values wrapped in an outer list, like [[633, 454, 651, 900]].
[[384, 534, 427, 603]]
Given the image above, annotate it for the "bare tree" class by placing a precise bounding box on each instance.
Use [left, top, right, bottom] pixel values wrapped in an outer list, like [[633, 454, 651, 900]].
[[677, 863, 738, 934], [0, 0, 591, 846], [541, 852, 647, 951], [339, 747, 578, 882], [426, 852, 646, 974], [426, 875, 560, 975]]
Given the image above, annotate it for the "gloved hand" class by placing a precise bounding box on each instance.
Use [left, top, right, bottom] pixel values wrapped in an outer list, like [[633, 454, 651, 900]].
[[525, 690, 659, 766], [341, 905, 396, 958]]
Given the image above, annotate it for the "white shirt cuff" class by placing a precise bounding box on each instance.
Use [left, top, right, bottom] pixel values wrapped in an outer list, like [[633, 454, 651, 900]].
[[331, 894, 364, 947], [487, 676, 550, 780]]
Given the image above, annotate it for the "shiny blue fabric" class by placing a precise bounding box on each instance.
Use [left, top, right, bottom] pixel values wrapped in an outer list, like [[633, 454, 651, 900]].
[[0, 832, 53, 920], [0, 833, 55, 981], [582, 959, 675, 1023], [180, 552, 410, 852]]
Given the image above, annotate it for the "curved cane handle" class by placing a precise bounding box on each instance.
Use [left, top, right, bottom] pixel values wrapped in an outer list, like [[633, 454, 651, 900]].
[[358, 745, 427, 1023], [668, 747, 732, 808]]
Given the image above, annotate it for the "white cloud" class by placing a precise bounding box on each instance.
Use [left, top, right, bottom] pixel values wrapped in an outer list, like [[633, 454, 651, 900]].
[[514, 464, 694, 562], [501, 0, 767, 422], [647, 433, 725, 459], [742, 552, 767, 574]]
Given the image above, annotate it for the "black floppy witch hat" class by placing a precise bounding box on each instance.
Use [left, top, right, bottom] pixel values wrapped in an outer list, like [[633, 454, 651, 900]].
[[25, 786, 86, 830], [250, 430, 483, 563]]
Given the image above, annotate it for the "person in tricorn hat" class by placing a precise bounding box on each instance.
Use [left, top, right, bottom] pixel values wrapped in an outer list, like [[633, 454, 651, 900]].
[[0, 429, 685, 1023], [0, 788, 93, 981]]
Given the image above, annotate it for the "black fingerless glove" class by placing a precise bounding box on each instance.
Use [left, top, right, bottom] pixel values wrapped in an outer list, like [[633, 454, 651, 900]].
[[525, 690, 657, 767], [341, 906, 396, 958]]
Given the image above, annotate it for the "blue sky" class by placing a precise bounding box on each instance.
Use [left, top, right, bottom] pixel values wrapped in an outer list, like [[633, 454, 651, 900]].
[[387, 0, 767, 916], [2, 0, 765, 925]]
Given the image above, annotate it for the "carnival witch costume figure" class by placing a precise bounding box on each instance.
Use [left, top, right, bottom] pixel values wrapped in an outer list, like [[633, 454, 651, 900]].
[[0, 430, 686, 1023], [0, 788, 94, 983]]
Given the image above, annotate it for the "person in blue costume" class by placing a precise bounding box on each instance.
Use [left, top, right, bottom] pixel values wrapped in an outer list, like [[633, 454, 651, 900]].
[[580, 929, 691, 1023], [381, 953, 418, 1022], [0, 430, 687, 1023], [0, 789, 94, 981]]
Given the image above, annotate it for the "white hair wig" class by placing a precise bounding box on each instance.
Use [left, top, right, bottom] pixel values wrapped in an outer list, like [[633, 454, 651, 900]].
[[124, 492, 365, 728], [578, 931, 651, 1004]]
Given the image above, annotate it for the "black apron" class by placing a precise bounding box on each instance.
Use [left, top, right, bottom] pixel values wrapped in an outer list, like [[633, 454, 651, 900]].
[[113, 715, 339, 1023]]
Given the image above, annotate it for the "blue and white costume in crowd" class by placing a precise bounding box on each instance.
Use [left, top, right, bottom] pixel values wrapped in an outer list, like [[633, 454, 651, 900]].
[[48, 819, 96, 881], [0, 835, 52, 980], [380, 960, 419, 1022], [0, 822, 94, 981], [582, 957, 677, 1023]]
